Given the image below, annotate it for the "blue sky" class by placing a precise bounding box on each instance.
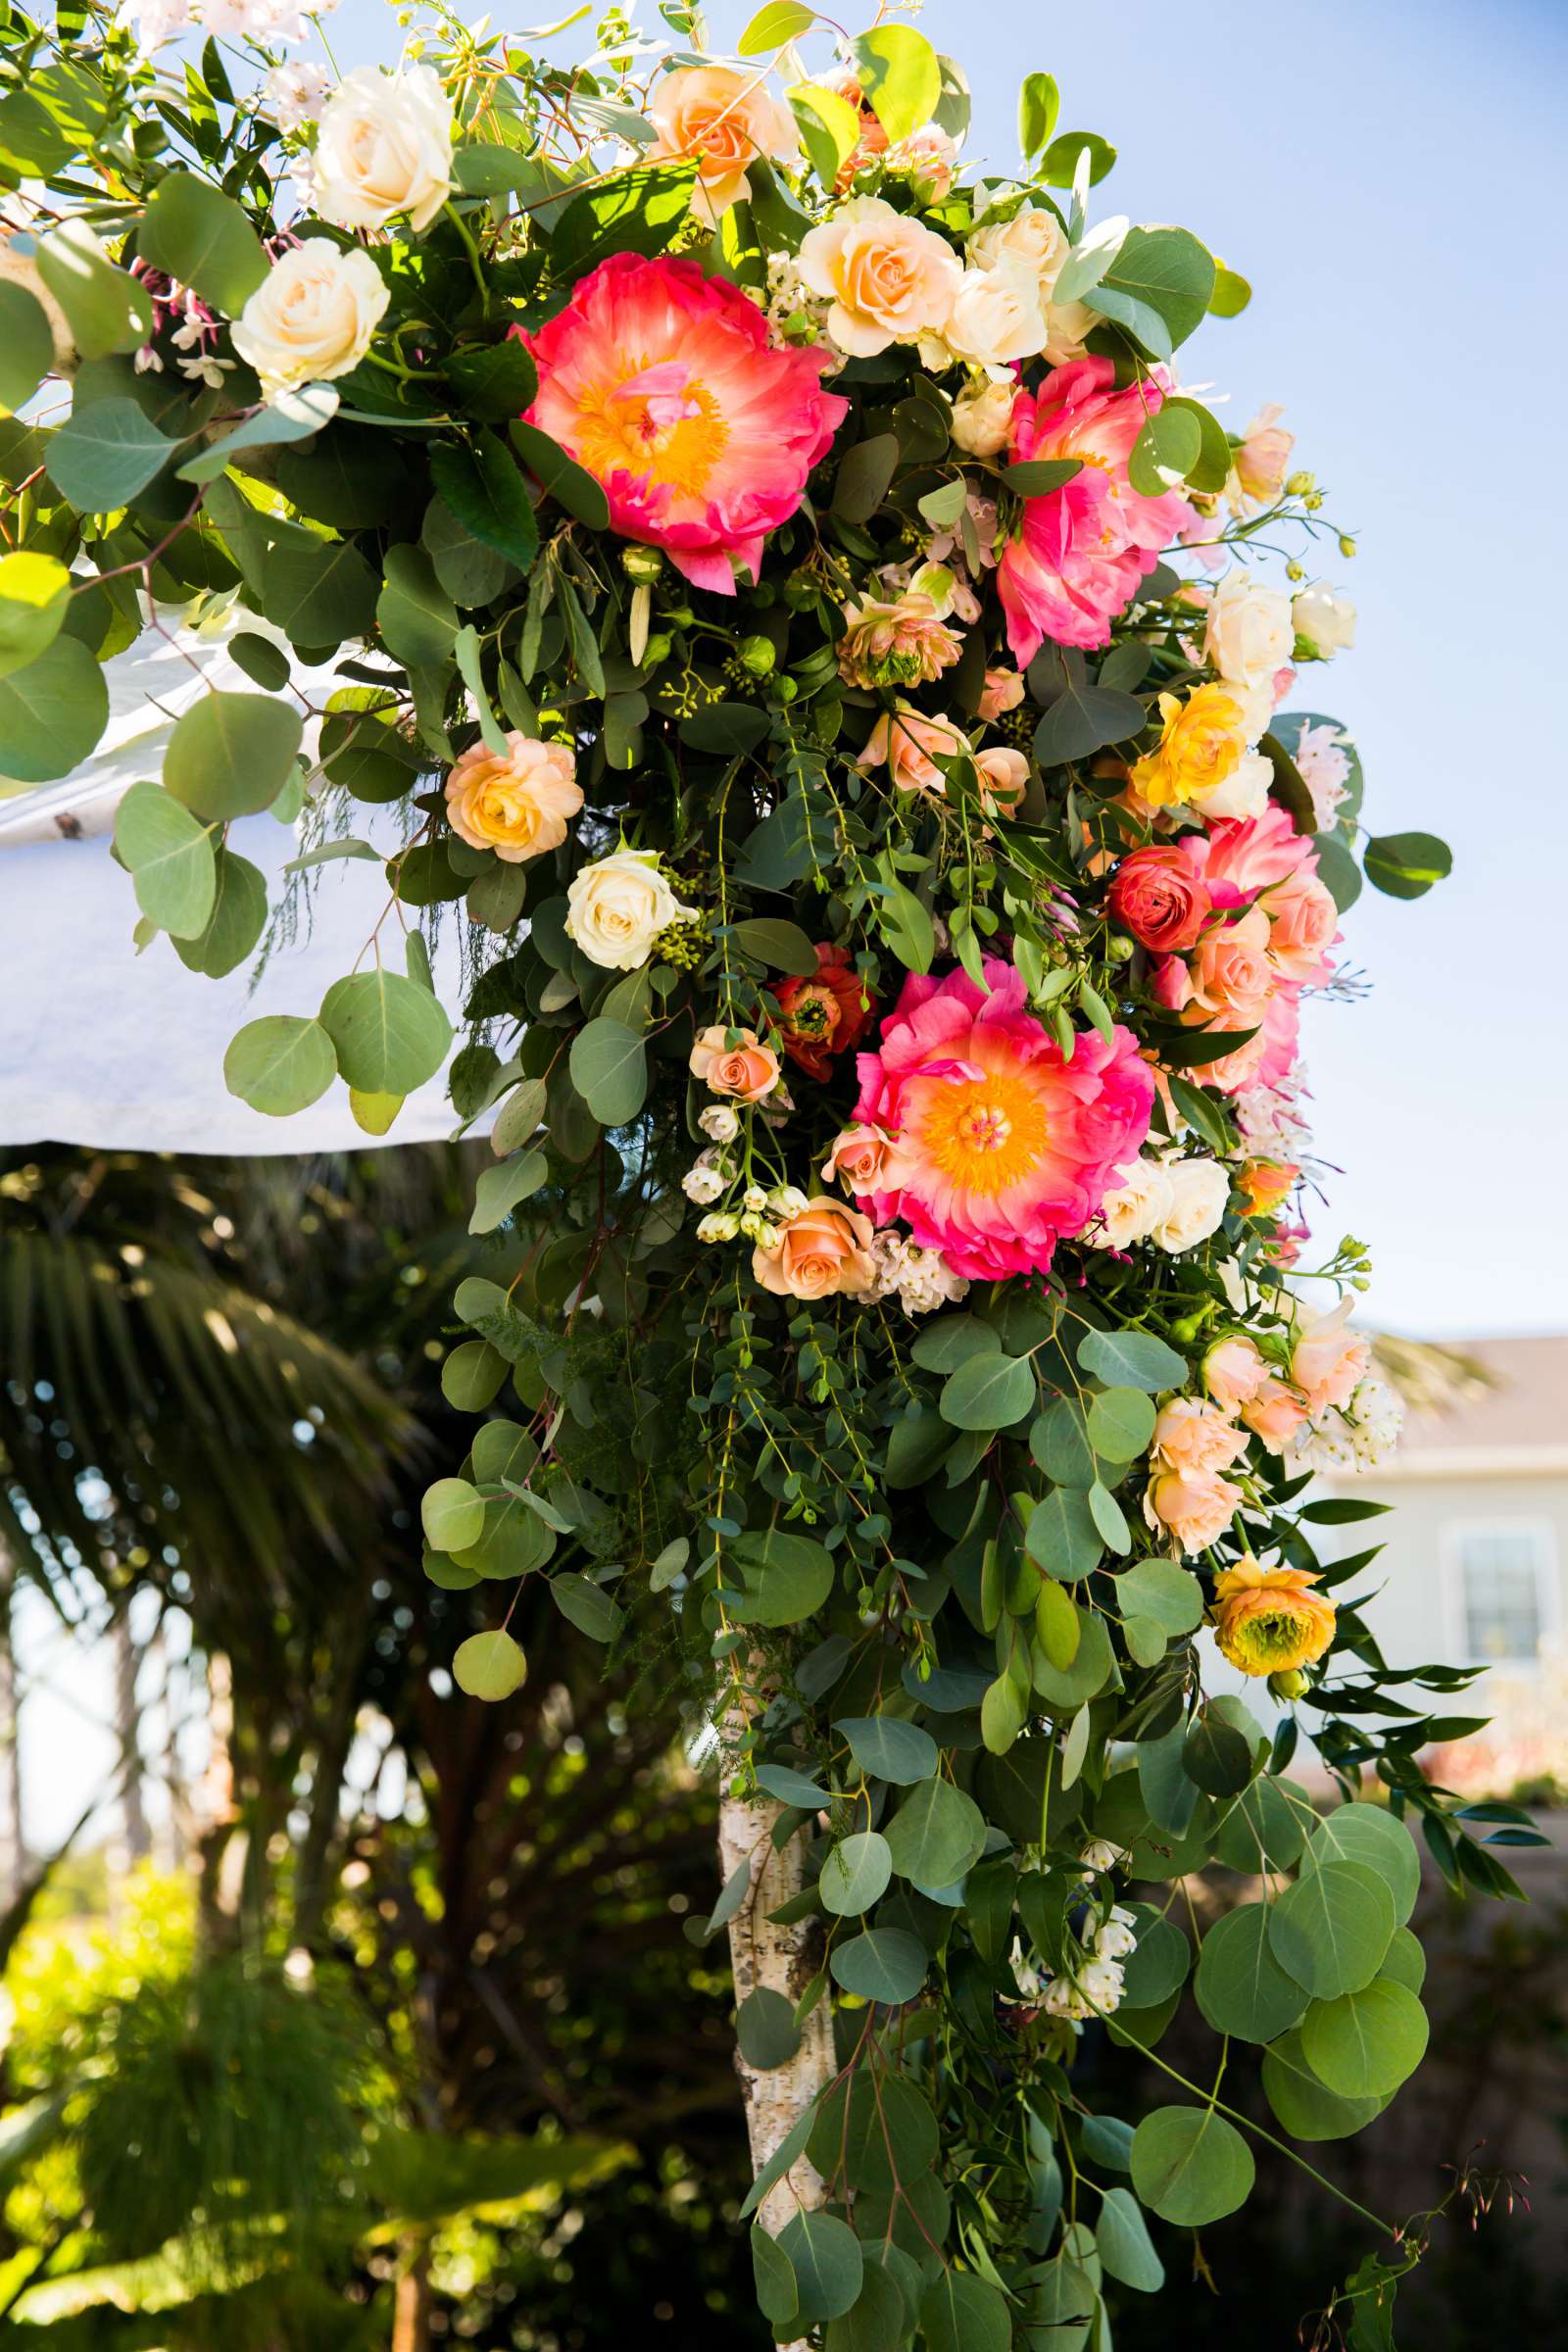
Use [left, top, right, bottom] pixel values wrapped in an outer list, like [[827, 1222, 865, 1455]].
[[293, 0, 1566, 1338]]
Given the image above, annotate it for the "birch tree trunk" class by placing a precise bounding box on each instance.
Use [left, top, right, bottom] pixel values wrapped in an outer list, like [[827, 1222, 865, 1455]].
[[716, 1662, 838, 2312], [113, 1608, 151, 1866], [0, 1555, 24, 1911]]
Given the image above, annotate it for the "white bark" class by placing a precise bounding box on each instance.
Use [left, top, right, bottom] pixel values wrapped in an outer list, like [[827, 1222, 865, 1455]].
[[716, 1783, 837, 2240]]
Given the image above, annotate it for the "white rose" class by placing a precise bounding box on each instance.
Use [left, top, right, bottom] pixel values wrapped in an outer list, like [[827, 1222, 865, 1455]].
[[311, 64, 454, 234], [564, 848, 693, 970], [942, 261, 1049, 377], [1150, 1156, 1232, 1252], [1092, 1155, 1176, 1249], [1203, 568, 1294, 694], [1293, 580, 1357, 656], [1186, 746, 1273, 823], [950, 376, 1017, 457], [230, 239, 388, 398], [1043, 296, 1096, 365], [968, 205, 1069, 283]]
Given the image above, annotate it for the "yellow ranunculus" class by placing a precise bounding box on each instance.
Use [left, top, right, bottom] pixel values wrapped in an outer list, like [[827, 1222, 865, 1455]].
[[1132, 682, 1249, 808], [1210, 1555, 1336, 1677]]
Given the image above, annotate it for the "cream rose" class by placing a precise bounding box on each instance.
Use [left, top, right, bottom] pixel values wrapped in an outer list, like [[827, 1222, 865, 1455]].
[[797, 195, 962, 358], [1293, 580, 1357, 656], [968, 204, 1069, 282], [1202, 569, 1295, 697], [646, 65, 798, 224], [974, 745, 1029, 818], [444, 732, 582, 864], [311, 64, 454, 234], [565, 847, 693, 969], [942, 261, 1048, 375], [1186, 746, 1273, 823], [950, 375, 1017, 457], [230, 240, 388, 398], [752, 1198, 877, 1299], [1091, 1155, 1177, 1250], [1148, 1156, 1231, 1252]]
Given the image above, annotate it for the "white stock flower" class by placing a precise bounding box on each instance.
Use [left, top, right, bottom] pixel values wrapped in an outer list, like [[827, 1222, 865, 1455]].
[[1043, 1974, 1093, 2022], [1092, 1155, 1176, 1250], [311, 64, 454, 234], [1088, 1904, 1139, 1961], [1203, 568, 1294, 696], [768, 1185, 810, 1221], [230, 240, 388, 398], [1293, 580, 1357, 656], [1078, 1838, 1129, 1879], [1149, 1156, 1231, 1253], [564, 849, 694, 970]]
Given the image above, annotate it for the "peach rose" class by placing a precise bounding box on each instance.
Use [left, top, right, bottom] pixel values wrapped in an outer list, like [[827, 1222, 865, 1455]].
[[753, 1198, 877, 1298], [1144, 1465, 1243, 1555], [1240, 1375, 1310, 1453], [1292, 1300, 1369, 1416], [974, 745, 1029, 818], [1230, 405, 1294, 512], [1151, 1397, 1249, 1478], [823, 1122, 902, 1193], [859, 707, 969, 796], [979, 666, 1025, 721], [1262, 868, 1338, 985], [444, 733, 581, 862], [1180, 905, 1275, 1026], [689, 1025, 781, 1102], [797, 195, 962, 357], [647, 65, 798, 224], [1203, 1333, 1269, 1410]]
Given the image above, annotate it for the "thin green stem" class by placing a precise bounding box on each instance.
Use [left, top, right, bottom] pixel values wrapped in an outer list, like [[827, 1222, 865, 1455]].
[[443, 199, 491, 308]]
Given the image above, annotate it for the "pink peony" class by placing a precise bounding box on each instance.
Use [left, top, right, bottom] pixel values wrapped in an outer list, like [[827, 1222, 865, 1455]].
[[847, 956, 1154, 1281], [997, 358, 1197, 664], [1187, 806, 1314, 901], [522, 254, 847, 596]]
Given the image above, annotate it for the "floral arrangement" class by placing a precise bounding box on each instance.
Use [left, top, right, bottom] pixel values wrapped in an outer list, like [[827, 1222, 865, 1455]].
[[0, 0, 1534, 2339]]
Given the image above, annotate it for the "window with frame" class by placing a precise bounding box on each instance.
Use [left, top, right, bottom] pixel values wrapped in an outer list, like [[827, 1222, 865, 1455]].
[[1455, 1525, 1552, 1664]]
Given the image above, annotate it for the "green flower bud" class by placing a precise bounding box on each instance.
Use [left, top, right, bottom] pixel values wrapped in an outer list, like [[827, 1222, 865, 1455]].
[[1338, 534, 1357, 559], [738, 635, 776, 677], [642, 632, 672, 666], [1269, 1668, 1309, 1701], [774, 676, 799, 703], [1106, 933, 1136, 963], [621, 545, 663, 583], [1285, 469, 1315, 497]]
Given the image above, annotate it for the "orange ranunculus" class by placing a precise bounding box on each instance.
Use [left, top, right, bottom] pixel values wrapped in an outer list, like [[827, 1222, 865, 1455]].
[[1210, 1556, 1336, 1676]]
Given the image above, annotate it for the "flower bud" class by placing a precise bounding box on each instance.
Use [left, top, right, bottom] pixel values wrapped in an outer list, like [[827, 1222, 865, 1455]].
[[621, 545, 663, 583], [1338, 534, 1357, 560], [1285, 469, 1315, 496], [642, 632, 672, 665], [1269, 1667, 1310, 1700], [738, 634, 776, 676]]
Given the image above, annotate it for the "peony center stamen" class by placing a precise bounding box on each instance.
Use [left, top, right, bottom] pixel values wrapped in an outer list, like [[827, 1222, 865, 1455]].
[[917, 1067, 1052, 1197], [575, 360, 731, 498]]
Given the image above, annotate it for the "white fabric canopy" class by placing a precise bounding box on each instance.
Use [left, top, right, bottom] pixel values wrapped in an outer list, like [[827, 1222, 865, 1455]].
[[0, 607, 466, 1154]]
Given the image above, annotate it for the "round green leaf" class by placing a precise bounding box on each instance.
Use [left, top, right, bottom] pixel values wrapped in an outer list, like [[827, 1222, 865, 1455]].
[[1377, 1925, 1427, 1995], [45, 396, 174, 510], [939, 1350, 1035, 1432], [452, 1494, 556, 1582], [113, 781, 216, 939], [0, 550, 70, 677], [736, 1985, 802, 2072], [568, 1017, 648, 1127], [468, 1151, 548, 1236], [441, 1340, 508, 1412], [1024, 1486, 1103, 1582], [0, 633, 109, 779], [808, 2073, 939, 2194], [852, 24, 942, 143], [1031, 1605, 1112, 1710], [820, 1831, 894, 1917], [777, 2209, 863, 2324], [1261, 2029, 1385, 2142], [37, 218, 153, 359], [138, 170, 269, 315], [223, 1014, 338, 1116], [1211, 1776, 1309, 1875], [1076, 1327, 1188, 1392], [882, 1777, 986, 1888], [0, 280, 55, 416], [1119, 1911, 1190, 2007], [824, 2260, 906, 2352], [1268, 1862, 1394, 1999], [172, 847, 267, 977], [751, 2224, 798, 2327], [319, 968, 453, 1095], [829, 1928, 928, 2005], [834, 1715, 939, 1786], [1114, 1558, 1203, 1637], [452, 1628, 527, 1701], [1299, 1980, 1429, 2099], [731, 1529, 835, 1627], [164, 690, 304, 820], [1130, 2106, 1254, 2226], [919, 2270, 1011, 2352], [377, 542, 459, 669], [1194, 1902, 1308, 2043], [421, 1475, 486, 1553], [1030, 1396, 1097, 1487], [1095, 2185, 1164, 2292], [1303, 1803, 1421, 1925], [1086, 1386, 1157, 1461]]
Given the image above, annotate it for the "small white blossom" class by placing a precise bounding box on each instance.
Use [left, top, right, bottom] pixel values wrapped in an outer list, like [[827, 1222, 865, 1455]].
[[1008, 1936, 1043, 2003], [695, 1210, 739, 1245], [699, 1103, 740, 1145], [1077, 1955, 1127, 2012], [1084, 1903, 1139, 1962], [768, 1185, 810, 1221], [743, 1184, 769, 1213], [1078, 1838, 1130, 1880], [262, 60, 331, 131], [681, 1151, 728, 1206]]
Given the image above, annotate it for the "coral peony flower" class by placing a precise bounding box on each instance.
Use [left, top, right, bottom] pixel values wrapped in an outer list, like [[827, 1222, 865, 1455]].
[[444, 732, 582, 862], [1145, 1464, 1243, 1555], [836, 590, 961, 688], [774, 945, 875, 1082], [1107, 845, 1213, 954], [1131, 683, 1250, 809], [848, 956, 1154, 1281], [1211, 1557, 1336, 1676], [858, 706, 970, 796], [997, 359, 1197, 663], [753, 1197, 877, 1298], [690, 1025, 781, 1102], [1188, 805, 1315, 900], [1292, 1298, 1370, 1416], [522, 255, 847, 596], [645, 65, 798, 225]]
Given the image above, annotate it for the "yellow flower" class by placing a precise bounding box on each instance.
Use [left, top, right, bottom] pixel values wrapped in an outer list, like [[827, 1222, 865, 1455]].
[[1131, 683, 1249, 808], [1210, 1555, 1336, 1677]]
